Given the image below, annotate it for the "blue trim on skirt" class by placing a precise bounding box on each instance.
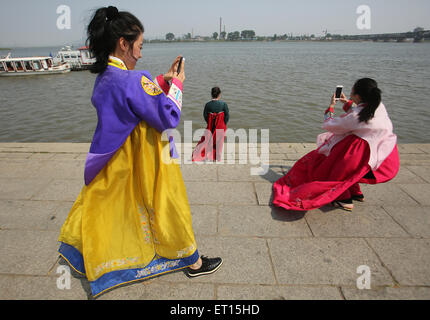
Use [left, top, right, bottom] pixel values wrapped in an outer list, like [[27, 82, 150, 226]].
[[58, 242, 199, 297]]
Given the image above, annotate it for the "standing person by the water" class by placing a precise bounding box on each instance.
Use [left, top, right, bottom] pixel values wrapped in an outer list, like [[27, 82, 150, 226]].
[[57, 6, 222, 298], [192, 87, 229, 161], [204, 87, 230, 125], [273, 78, 399, 212]]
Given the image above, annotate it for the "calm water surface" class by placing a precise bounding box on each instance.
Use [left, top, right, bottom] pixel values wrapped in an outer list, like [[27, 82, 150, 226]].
[[1, 41, 429, 143]]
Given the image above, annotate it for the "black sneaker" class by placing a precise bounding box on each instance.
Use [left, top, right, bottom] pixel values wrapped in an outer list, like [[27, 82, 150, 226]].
[[186, 256, 223, 278]]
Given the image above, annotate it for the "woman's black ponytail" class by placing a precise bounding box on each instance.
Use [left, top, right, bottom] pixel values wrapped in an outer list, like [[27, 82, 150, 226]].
[[86, 6, 144, 74], [353, 78, 382, 123]]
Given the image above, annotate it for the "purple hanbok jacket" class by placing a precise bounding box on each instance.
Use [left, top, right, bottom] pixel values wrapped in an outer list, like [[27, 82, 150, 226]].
[[84, 58, 183, 186]]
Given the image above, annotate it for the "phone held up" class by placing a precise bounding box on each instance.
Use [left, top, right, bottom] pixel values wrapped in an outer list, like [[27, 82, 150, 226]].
[[177, 57, 184, 75], [335, 85, 343, 101]]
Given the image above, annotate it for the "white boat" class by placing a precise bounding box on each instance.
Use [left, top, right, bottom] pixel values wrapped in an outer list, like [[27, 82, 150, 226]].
[[0, 53, 71, 77], [53, 46, 96, 71]]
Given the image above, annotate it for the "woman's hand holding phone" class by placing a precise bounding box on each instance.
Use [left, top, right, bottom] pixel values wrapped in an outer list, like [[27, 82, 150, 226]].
[[339, 93, 349, 104], [330, 93, 337, 108], [164, 56, 182, 82], [173, 57, 185, 83], [330, 91, 348, 108]]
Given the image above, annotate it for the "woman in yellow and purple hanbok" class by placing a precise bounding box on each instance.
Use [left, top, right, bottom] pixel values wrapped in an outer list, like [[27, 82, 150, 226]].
[[58, 6, 222, 297]]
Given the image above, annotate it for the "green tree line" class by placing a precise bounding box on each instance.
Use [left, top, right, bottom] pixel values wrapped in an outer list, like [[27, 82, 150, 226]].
[[163, 26, 428, 42]]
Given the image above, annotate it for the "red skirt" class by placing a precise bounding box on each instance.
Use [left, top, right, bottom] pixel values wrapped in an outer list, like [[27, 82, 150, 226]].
[[192, 112, 227, 162], [272, 135, 399, 211]]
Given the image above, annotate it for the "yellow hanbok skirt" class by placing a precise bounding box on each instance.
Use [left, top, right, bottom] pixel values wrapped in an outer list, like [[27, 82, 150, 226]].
[[58, 121, 199, 297]]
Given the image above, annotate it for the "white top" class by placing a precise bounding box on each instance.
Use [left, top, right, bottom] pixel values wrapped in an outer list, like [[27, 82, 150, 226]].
[[317, 103, 397, 170]]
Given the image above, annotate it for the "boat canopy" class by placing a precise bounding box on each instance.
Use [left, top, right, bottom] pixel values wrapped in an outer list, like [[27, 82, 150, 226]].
[[0, 57, 55, 72]]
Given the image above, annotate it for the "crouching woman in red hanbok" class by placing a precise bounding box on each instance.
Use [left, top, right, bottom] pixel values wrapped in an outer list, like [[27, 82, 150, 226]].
[[273, 78, 399, 212]]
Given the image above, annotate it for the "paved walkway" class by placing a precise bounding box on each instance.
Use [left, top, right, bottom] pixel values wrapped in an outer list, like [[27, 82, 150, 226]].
[[0, 142, 429, 300]]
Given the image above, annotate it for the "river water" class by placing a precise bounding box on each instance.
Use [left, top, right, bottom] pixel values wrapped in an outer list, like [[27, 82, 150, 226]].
[[1, 41, 429, 143]]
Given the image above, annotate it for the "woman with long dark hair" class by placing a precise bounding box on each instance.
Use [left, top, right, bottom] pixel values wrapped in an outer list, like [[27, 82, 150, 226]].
[[273, 78, 399, 212], [58, 6, 222, 298]]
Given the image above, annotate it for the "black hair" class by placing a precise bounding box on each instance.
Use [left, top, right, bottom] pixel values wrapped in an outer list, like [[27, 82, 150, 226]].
[[353, 78, 382, 123], [211, 87, 221, 99], [86, 6, 144, 74]]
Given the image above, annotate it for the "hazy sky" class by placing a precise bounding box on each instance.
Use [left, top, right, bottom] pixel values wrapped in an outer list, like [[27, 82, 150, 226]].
[[1, 0, 429, 47]]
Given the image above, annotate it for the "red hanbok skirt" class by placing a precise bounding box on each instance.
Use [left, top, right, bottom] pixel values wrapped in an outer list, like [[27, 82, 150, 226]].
[[192, 112, 227, 162], [272, 134, 400, 211]]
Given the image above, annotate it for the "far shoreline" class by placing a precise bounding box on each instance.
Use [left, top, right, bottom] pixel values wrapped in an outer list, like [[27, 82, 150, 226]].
[[145, 39, 430, 44], [2, 39, 429, 50]]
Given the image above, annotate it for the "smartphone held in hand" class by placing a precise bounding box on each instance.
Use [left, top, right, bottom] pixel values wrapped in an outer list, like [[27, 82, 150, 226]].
[[335, 85, 343, 101], [177, 57, 184, 74]]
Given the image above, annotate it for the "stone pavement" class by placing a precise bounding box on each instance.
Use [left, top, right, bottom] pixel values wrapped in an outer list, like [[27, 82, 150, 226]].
[[0, 142, 429, 300]]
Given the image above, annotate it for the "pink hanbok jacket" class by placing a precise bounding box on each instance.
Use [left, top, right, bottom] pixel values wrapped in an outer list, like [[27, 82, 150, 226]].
[[317, 102, 397, 171]]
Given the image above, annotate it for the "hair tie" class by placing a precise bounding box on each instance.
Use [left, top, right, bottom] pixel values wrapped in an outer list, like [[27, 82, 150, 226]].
[[106, 6, 119, 21]]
